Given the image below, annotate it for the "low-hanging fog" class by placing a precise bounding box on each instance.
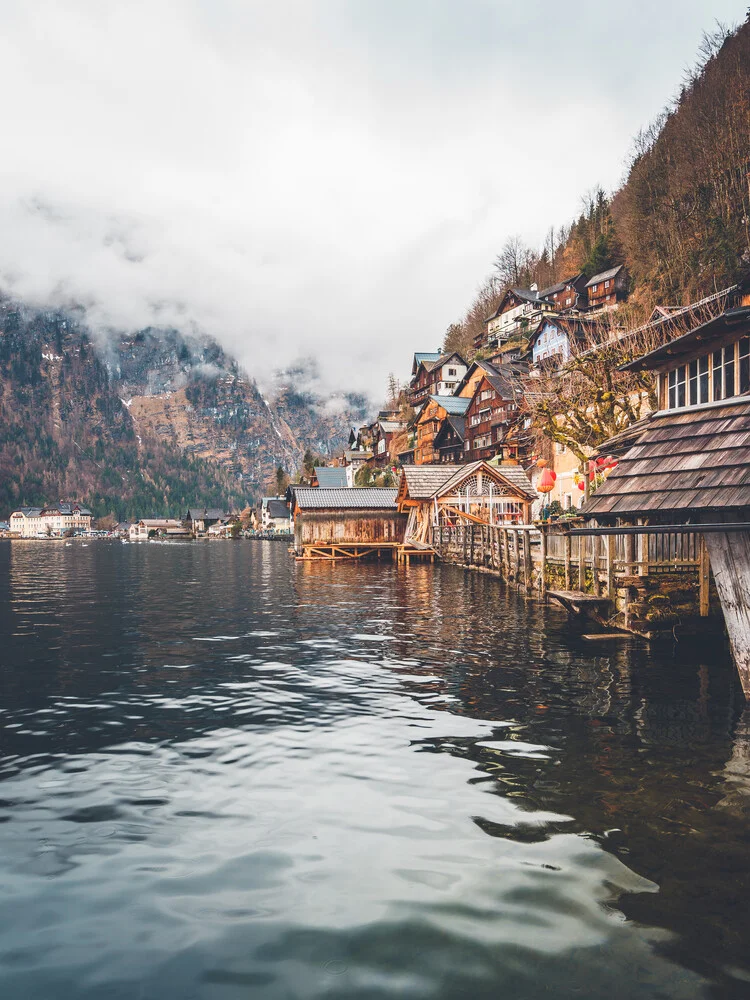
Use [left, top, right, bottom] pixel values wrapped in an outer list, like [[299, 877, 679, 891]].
[[0, 0, 741, 396]]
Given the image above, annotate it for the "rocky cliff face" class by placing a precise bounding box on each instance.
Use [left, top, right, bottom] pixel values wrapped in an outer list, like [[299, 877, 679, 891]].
[[0, 301, 368, 518]]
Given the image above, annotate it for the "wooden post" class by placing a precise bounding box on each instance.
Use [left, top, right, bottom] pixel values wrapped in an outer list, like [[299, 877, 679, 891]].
[[592, 536, 601, 596], [699, 533, 710, 617], [705, 531, 750, 697], [564, 532, 571, 590], [503, 528, 510, 581], [539, 528, 547, 599], [514, 529, 521, 585], [578, 534, 586, 592], [606, 534, 616, 598], [523, 530, 533, 595]]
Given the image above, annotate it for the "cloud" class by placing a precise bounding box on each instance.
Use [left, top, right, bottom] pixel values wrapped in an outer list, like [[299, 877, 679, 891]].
[[0, 0, 741, 396]]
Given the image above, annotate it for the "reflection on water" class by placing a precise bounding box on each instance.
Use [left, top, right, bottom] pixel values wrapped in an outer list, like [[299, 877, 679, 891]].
[[0, 540, 749, 999]]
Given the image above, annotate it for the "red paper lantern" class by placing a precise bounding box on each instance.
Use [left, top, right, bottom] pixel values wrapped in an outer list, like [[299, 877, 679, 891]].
[[537, 467, 556, 493], [577, 480, 585, 491]]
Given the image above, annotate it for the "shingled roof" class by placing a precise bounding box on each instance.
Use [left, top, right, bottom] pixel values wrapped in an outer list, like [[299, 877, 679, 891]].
[[582, 396, 750, 518], [436, 461, 537, 500], [294, 488, 398, 510], [398, 462, 537, 502], [399, 466, 459, 500]]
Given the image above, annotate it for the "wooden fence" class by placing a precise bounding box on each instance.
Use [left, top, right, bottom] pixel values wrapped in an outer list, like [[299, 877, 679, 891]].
[[434, 522, 709, 610]]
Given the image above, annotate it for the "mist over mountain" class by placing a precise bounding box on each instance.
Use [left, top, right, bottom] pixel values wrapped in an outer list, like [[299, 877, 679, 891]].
[[0, 298, 368, 519]]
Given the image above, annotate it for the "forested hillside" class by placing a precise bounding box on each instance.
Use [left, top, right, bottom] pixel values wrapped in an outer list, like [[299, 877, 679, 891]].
[[0, 302, 366, 519], [445, 18, 750, 356]]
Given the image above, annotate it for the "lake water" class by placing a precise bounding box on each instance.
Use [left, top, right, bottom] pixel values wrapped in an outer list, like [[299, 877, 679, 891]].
[[0, 540, 749, 999]]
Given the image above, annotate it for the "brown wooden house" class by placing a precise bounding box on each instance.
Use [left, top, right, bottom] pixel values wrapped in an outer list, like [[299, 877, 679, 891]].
[[585, 265, 629, 311], [463, 372, 518, 463], [414, 395, 470, 465], [432, 415, 465, 464]]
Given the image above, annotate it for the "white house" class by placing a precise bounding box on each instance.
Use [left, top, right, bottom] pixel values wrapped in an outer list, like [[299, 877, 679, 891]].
[[261, 498, 292, 533]]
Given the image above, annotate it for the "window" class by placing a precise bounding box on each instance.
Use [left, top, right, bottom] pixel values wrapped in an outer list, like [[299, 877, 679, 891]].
[[591, 284, 598, 293], [740, 337, 750, 395], [448, 368, 456, 376], [556, 442, 566, 454], [668, 366, 686, 409], [688, 356, 709, 405], [713, 345, 736, 401], [565, 296, 572, 306], [604, 279, 610, 288]]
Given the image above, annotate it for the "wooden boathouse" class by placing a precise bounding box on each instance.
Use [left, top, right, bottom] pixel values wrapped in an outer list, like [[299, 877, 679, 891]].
[[397, 461, 537, 547], [292, 487, 409, 561]]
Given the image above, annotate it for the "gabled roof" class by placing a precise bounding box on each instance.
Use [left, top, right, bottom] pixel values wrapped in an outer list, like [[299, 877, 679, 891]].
[[377, 420, 406, 434], [582, 397, 750, 517], [266, 499, 291, 519], [398, 465, 461, 501], [11, 507, 43, 517], [313, 466, 349, 488], [426, 351, 467, 373], [484, 372, 515, 399], [185, 507, 228, 521], [433, 461, 537, 500], [427, 394, 470, 415], [442, 415, 466, 441], [412, 351, 441, 375], [294, 488, 398, 510], [586, 264, 625, 287]]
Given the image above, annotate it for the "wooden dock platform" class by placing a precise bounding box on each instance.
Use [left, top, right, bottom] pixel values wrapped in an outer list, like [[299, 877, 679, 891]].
[[547, 590, 612, 616]]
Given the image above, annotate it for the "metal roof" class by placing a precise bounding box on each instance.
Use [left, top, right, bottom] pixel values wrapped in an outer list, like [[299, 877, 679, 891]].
[[185, 507, 229, 520], [12, 507, 43, 517], [428, 395, 470, 415], [314, 467, 349, 487], [583, 397, 750, 517], [294, 488, 398, 510], [414, 352, 441, 366], [585, 264, 625, 287], [266, 499, 291, 519]]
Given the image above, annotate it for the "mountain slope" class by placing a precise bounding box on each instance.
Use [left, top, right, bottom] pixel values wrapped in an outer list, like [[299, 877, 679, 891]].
[[0, 302, 367, 518]]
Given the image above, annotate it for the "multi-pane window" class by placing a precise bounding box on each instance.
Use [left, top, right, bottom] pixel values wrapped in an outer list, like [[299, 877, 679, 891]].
[[688, 356, 709, 405], [740, 337, 750, 395], [666, 339, 749, 409], [668, 366, 686, 409]]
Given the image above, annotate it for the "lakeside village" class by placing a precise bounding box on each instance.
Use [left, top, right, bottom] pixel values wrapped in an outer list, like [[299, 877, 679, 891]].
[[3, 267, 750, 697]]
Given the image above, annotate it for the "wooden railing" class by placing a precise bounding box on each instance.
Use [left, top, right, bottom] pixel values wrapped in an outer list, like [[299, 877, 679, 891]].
[[434, 522, 709, 604]]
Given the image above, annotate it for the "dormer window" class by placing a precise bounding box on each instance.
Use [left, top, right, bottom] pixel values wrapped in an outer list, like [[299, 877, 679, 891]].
[[591, 284, 597, 293]]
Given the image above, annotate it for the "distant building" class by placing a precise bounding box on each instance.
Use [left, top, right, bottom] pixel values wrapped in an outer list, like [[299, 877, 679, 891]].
[[9, 502, 92, 538], [415, 395, 470, 465], [407, 352, 467, 406], [484, 286, 555, 350], [585, 265, 629, 311], [261, 497, 292, 533], [129, 519, 185, 541], [184, 508, 233, 534]]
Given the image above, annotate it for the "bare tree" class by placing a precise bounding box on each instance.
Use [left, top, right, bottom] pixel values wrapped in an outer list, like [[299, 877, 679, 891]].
[[520, 295, 731, 462]]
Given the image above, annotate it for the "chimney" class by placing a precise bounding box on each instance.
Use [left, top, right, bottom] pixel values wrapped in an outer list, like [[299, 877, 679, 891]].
[[530, 282, 538, 295]]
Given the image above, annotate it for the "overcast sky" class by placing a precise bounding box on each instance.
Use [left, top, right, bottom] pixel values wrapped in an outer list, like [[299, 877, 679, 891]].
[[0, 0, 744, 397]]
